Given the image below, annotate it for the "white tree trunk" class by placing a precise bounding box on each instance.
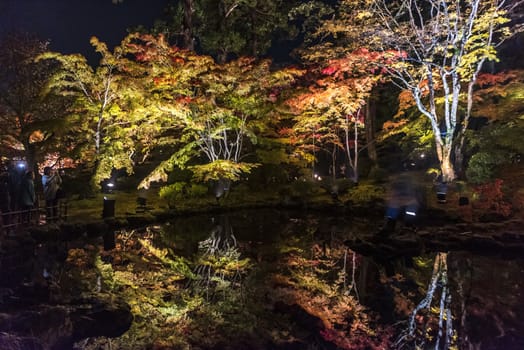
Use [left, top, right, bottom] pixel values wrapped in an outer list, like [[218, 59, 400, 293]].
[[373, 0, 515, 182]]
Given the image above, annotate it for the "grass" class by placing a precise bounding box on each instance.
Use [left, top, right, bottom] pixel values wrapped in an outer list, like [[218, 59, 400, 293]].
[[64, 188, 169, 222]]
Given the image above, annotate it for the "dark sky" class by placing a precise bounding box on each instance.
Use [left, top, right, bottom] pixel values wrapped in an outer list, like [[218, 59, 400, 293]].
[[0, 0, 170, 62]]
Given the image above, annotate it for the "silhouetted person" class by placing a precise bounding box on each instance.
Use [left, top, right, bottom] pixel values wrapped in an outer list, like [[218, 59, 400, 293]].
[[0, 172, 11, 228], [7, 161, 22, 212], [42, 166, 62, 221], [380, 174, 422, 234], [19, 171, 36, 224]]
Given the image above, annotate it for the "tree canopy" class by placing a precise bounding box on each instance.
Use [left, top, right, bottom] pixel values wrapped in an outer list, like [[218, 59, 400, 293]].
[[4, 0, 523, 194]]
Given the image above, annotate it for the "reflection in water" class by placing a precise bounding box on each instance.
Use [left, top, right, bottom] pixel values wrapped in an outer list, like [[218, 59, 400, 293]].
[[361, 249, 524, 350], [190, 215, 249, 300], [159, 210, 524, 349], [198, 216, 238, 256], [395, 252, 454, 349], [344, 248, 360, 300]]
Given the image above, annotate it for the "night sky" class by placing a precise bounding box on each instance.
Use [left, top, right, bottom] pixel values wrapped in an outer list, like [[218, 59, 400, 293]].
[[0, 0, 170, 63]]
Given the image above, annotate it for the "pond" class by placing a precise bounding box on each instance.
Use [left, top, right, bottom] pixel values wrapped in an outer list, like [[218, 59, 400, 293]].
[[78, 209, 524, 349]]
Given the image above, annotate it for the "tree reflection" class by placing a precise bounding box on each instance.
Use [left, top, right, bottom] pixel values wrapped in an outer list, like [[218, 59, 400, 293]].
[[397, 252, 454, 349], [190, 215, 251, 300]]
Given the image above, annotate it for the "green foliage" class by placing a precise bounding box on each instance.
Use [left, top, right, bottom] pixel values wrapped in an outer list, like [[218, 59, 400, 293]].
[[466, 119, 524, 183], [159, 181, 209, 208], [0, 32, 71, 167], [159, 181, 187, 205], [132, 39, 302, 189], [381, 103, 435, 161], [95, 256, 118, 292], [466, 152, 506, 184], [155, 0, 299, 61], [139, 238, 194, 279], [287, 179, 323, 198], [188, 183, 209, 197], [38, 34, 160, 189], [190, 160, 260, 182], [293, 0, 376, 62], [347, 183, 385, 202]]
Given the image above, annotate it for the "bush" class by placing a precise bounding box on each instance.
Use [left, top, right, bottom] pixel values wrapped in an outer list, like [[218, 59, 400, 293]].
[[291, 179, 322, 198], [159, 182, 209, 208], [187, 183, 208, 198], [279, 179, 322, 201], [347, 183, 385, 203], [159, 182, 187, 208], [466, 152, 503, 184], [472, 179, 512, 218]]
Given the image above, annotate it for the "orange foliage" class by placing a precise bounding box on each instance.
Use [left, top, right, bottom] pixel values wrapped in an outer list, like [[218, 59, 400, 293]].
[[476, 71, 518, 88], [393, 89, 416, 119], [383, 118, 408, 130], [269, 242, 394, 350]]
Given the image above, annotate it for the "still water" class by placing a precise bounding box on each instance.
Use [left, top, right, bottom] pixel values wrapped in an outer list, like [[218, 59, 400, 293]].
[[121, 208, 524, 349]]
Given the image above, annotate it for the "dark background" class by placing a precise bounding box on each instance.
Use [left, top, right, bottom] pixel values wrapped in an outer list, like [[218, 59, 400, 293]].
[[0, 0, 170, 63]]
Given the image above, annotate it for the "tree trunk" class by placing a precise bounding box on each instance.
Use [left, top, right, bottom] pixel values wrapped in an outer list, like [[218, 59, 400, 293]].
[[364, 96, 377, 164], [250, 10, 258, 57], [331, 144, 337, 182], [217, 1, 228, 64], [454, 138, 466, 179], [437, 142, 456, 182], [182, 0, 194, 51], [23, 139, 36, 174]]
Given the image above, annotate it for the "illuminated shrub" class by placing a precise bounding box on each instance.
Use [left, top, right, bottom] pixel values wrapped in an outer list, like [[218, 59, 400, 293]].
[[466, 152, 506, 184], [472, 179, 512, 218], [347, 183, 385, 202], [187, 184, 208, 197], [159, 182, 209, 207]]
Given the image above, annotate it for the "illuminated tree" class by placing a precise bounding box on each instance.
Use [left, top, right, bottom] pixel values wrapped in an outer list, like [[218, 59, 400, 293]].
[[0, 32, 71, 170], [39, 34, 155, 188], [293, 0, 391, 167], [371, 0, 521, 181], [288, 49, 390, 183], [135, 34, 301, 189], [396, 252, 455, 349]]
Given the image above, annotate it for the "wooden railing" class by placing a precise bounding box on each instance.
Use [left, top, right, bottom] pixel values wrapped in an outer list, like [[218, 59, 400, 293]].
[[0, 200, 68, 233]]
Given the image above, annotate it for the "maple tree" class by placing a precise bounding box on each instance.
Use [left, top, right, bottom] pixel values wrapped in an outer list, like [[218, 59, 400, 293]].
[[0, 32, 72, 171], [132, 34, 301, 191], [293, 0, 395, 169], [39, 34, 159, 188], [288, 49, 390, 183], [369, 0, 521, 181], [294, 0, 521, 182]]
